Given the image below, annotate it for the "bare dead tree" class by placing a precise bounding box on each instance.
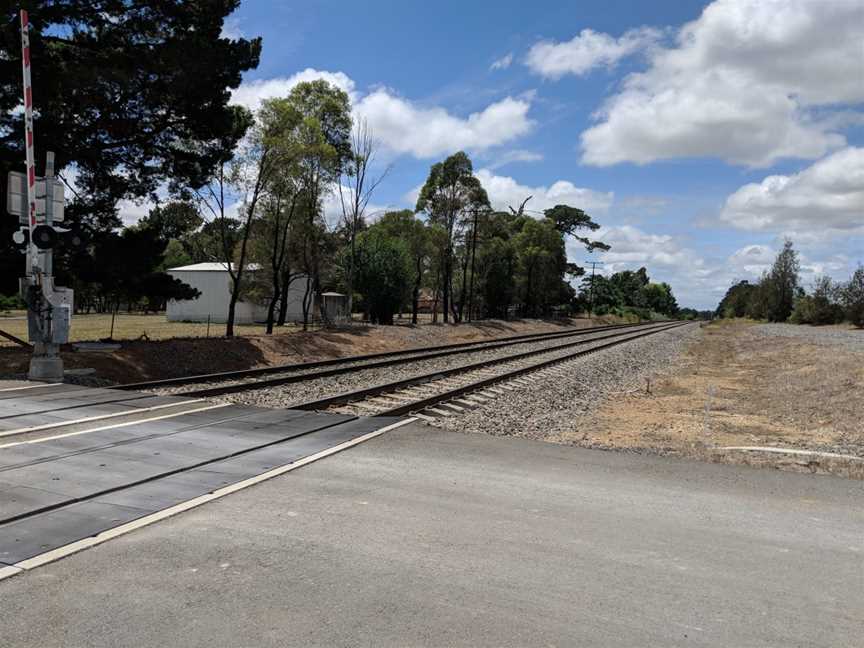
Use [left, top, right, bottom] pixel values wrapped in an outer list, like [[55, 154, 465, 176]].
[[195, 126, 279, 337], [509, 195, 533, 217], [339, 119, 391, 319]]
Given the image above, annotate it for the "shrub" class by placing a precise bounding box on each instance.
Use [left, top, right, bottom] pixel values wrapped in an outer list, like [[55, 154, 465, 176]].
[[0, 294, 25, 311]]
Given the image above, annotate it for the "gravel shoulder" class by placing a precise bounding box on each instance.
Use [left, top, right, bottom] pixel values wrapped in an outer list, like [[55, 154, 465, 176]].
[[432, 320, 864, 479]]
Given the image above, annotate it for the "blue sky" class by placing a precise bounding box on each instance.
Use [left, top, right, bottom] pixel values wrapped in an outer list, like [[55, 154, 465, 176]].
[[219, 0, 863, 309]]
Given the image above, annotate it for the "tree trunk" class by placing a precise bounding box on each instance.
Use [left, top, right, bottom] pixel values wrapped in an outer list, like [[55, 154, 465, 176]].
[[411, 258, 422, 325], [265, 279, 279, 335], [442, 250, 451, 323], [468, 211, 479, 321], [458, 239, 470, 323], [226, 290, 239, 338], [277, 267, 291, 326]]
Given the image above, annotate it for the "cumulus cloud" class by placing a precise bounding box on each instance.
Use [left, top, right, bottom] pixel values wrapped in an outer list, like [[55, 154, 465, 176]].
[[526, 27, 660, 78], [354, 91, 534, 158], [580, 0, 863, 167], [232, 70, 534, 159], [230, 69, 357, 110], [720, 147, 864, 236], [593, 225, 702, 272], [474, 169, 613, 214], [490, 53, 514, 71]]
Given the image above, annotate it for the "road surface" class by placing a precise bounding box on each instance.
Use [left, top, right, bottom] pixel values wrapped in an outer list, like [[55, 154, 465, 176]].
[[1, 422, 861, 647]]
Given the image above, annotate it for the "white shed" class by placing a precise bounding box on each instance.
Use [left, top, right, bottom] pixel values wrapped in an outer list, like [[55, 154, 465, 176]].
[[166, 263, 310, 324]]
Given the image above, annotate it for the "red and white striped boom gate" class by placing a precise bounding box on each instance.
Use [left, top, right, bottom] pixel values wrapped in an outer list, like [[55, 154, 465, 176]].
[[20, 9, 39, 270]]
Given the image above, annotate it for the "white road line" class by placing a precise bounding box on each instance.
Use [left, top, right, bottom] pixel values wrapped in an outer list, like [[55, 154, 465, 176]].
[[0, 403, 230, 448], [0, 382, 63, 392], [716, 446, 864, 462], [0, 399, 209, 438], [0, 417, 415, 580]]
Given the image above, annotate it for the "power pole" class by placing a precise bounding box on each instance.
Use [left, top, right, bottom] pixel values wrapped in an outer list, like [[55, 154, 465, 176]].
[[585, 260, 604, 321]]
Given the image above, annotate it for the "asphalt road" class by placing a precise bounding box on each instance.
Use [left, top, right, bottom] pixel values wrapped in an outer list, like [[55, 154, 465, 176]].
[[1, 422, 862, 647]]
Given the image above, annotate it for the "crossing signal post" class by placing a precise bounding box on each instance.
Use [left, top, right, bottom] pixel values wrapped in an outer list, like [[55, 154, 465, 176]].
[[7, 10, 74, 382]]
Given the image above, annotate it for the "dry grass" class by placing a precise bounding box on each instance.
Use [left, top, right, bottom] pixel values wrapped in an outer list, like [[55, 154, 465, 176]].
[[0, 312, 307, 346], [568, 319, 864, 478]]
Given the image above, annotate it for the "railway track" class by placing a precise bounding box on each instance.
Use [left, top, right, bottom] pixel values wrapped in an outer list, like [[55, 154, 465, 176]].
[[287, 320, 691, 419], [120, 320, 670, 398]]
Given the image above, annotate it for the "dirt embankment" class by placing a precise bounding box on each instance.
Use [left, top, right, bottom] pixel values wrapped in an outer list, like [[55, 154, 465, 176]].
[[0, 317, 609, 384], [578, 320, 864, 478]]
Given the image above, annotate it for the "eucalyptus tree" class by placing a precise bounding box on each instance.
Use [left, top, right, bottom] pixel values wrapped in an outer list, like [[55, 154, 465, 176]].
[[195, 99, 298, 337], [415, 152, 489, 323], [283, 80, 352, 329], [372, 210, 431, 324]]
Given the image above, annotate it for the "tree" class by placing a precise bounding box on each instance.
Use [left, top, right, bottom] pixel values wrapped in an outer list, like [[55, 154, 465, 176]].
[[641, 282, 679, 317], [479, 237, 517, 319], [138, 202, 203, 243], [286, 80, 353, 329], [372, 210, 429, 324], [610, 268, 650, 308], [352, 229, 411, 325], [513, 218, 569, 317], [716, 280, 757, 318], [195, 101, 288, 337], [842, 265, 864, 328], [764, 240, 800, 322], [339, 119, 389, 318], [544, 205, 610, 254], [0, 1, 261, 294], [416, 152, 489, 323]]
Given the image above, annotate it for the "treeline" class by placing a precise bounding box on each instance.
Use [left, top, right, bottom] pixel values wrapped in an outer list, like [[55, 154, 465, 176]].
[[716, 241, 864, 327], [61, 79, 626, 336], [572, 267, 684, 320]]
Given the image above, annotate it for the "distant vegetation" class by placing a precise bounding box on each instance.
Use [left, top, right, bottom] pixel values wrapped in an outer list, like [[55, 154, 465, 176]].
[[716, 241, 864, 328]]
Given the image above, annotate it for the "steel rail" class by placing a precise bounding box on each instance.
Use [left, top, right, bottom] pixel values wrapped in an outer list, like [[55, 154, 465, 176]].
[[374, 322, 691, 417], [288, 321, 688, 413], [121, 321, 670, 397]]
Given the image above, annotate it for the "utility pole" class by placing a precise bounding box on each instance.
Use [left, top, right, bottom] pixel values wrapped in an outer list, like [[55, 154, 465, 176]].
[[585, 260, 604, 321]]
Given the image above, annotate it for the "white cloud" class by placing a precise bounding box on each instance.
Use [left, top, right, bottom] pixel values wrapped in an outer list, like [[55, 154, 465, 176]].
[[220, 16, 244, 40], [594, 225, 702, 272], [490, 53, 514, 71], [232, 70, 535, 159], [355, 91, 534, 158], [580, 0, 863, 167], [526, 27, 660, 78], [230, 69, 357, 111], [727, 244, 774, 276], [474, 169, 613, 214], [720, 147, 864, 236], [320, 184, 394, 230], [484, 149, 544, 170]]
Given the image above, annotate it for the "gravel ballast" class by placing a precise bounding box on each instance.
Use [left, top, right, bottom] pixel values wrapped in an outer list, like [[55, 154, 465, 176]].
[[753, 323, 864, 352], [430, 324, 701, 442], [155, 323, 674, 407]]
